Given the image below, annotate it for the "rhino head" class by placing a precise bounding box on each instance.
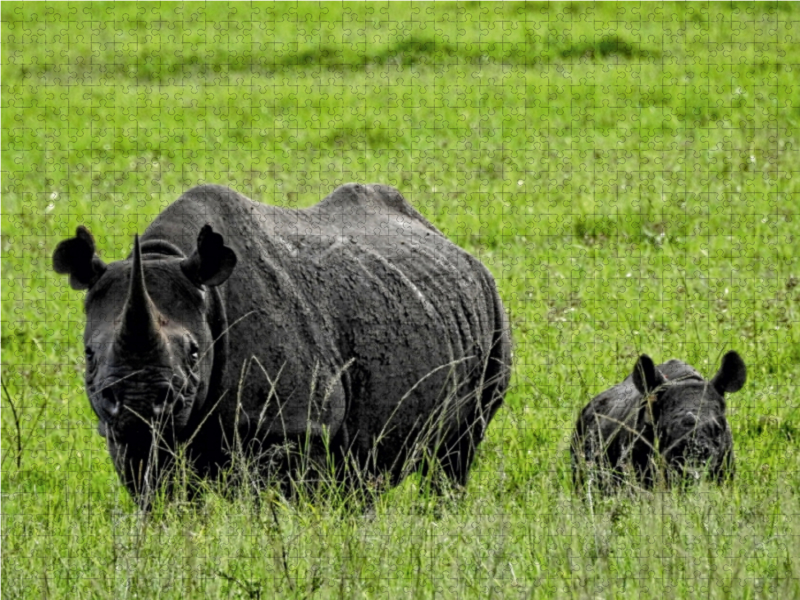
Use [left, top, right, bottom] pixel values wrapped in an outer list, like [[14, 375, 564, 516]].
[[54, 225, 236, 501], [632, 351, 746, 483]]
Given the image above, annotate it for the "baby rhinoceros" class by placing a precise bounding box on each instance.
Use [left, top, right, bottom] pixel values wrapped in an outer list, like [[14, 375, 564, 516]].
[[571, 351, 746, 493]]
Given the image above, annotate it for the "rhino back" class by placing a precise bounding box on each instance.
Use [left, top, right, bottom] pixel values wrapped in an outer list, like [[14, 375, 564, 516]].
[[304, 184, 509, 458], [657, 359, 704, 383], [579, 376, 642, 440]]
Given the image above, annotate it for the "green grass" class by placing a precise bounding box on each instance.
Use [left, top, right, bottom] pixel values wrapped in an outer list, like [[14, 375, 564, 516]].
[[2, 1, 799, 598]]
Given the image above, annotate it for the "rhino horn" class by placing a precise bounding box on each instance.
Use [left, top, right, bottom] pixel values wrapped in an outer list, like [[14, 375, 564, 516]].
[[117, 234, 163, 352]]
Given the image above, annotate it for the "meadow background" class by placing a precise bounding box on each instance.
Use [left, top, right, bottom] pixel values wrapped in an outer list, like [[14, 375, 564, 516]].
[[2, 2, 799, 598]]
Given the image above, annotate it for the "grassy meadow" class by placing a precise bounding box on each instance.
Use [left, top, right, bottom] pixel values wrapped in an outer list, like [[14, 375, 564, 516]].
[[2, 2, 799, 597]]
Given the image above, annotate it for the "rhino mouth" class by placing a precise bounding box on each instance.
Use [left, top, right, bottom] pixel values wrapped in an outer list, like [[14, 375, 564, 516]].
[[91, 373, 196, 441], [97, 400, 185, 440]]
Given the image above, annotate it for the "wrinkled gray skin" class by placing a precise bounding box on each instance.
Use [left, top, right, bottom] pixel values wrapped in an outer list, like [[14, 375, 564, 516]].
[[571, 352, 746, 493], [53, 184, 511, 506]]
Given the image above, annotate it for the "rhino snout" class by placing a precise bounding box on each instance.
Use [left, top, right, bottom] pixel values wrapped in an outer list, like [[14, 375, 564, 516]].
[[96, 377, 185, 429]]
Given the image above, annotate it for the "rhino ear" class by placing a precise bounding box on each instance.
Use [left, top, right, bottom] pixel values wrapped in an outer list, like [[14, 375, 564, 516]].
[[711, 351, 746, 395], [631, 354, 666, 395], [53, 226, 107, 290], [180, 224, 237, 287]]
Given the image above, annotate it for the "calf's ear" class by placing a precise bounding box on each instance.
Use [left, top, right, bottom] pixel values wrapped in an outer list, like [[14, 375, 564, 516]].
[[711, 351, 746, 394], [53, 226, 107, 290], [181, 224, 237, 287], [632, 354, 666, 395]]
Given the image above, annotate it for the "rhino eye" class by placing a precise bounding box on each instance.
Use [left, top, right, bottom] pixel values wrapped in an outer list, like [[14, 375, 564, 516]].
[[84, 346, 95, 361], [188, 340, 199, 363]]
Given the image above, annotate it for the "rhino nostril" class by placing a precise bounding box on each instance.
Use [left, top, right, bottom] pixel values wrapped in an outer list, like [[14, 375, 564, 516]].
[[162, 389, 175, 405], [152, 386, 179, 416], [100, 387, 121, 418]]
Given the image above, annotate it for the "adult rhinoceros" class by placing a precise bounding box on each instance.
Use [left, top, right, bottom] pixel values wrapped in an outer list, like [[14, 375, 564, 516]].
[[53, 183, 511, 506]]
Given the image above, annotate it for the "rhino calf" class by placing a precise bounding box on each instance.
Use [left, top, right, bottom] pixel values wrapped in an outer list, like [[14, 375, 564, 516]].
[[571, 351, 746, 493], [53, 183, 511, 507]]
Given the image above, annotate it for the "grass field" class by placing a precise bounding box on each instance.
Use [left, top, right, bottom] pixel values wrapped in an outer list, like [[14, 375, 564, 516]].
[[2, 2, 800, 598]]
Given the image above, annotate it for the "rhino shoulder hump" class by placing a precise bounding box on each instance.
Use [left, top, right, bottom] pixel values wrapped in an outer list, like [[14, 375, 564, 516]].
[[181, 183, 241, 200], [311, 183, 443, 235]]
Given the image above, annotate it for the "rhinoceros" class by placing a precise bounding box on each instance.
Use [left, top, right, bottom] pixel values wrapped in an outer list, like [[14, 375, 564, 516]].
[[53, 183, 511, 506], [571, 351, 745, 493]]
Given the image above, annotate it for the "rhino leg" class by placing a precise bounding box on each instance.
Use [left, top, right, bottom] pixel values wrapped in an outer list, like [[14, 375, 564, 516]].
[[429, 312, 511, 492], [421, 390, 501, 493]]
